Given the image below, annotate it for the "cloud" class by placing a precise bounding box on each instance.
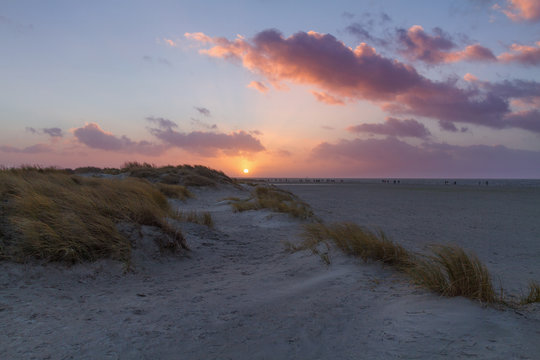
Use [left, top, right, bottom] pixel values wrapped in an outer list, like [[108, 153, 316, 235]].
[[187, 29, 540, 134], [186, 29, 423, 101], [195, 106, 211, 117], [498, 41, 540, 66], [247, 81, 269, 93], [347, 117, 431, 139], [25, 126, 63, 138], [42, 128, 63, 138], [311, 91, 345, 105], [73, 123, 165, 155], [464, 73, 479, 82], [145, 116, 178, 129], [184, 32, 212, 43], [190, 117, 217, 130], [163, 38, 178, 47], [312, 137, 540, 178], [396, 25, 496, 64], [495, 0, 540, 22], [0, 144, 52, 154], [143, 55, 172, 66], [147, 118, 265, 156]]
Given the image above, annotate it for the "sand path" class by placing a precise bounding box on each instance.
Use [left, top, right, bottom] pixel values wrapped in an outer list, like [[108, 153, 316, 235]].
[[1, 184, 539, 359]]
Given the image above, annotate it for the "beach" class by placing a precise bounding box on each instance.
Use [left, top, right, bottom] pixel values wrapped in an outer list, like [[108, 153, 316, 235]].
[[1, 182, 539, 359]]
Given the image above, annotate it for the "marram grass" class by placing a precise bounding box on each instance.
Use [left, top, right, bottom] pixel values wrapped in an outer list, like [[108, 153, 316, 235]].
[[177, 210, 214, 228], [0, 168, 186, 264], [231, 185, 313, 219], [299, 222, 498, 303], [520, 281, 540, 304]]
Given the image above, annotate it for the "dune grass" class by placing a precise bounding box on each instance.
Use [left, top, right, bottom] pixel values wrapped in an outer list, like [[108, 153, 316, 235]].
[[177, 210, 214, 228], [409, 246, 495, 303], [0, 168, 186, 264], [231, 185, 313, 219], [520, 281, 540, 304], [120, 162, 235, 187], [298, 222, 498, 303]]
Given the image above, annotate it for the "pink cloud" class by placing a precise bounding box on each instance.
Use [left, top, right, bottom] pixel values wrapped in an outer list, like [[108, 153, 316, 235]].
[[188, 29, 540, 133], [247, 81, 269, 93], [163, 38, 178, 47], [347, 117, 431, 139], [187, 29, 422, 101], [312, 137, 540, 178], [311, 91, 345, 105], [495, 0, 540, 22], [184, 32, 212, 43], [397, 25, 496, 64], [73, 123, 166, 155], [498, 41, 540, 66]]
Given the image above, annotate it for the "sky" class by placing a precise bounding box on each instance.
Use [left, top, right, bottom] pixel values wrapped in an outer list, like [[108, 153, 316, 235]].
[[1, 0, 540, 178]]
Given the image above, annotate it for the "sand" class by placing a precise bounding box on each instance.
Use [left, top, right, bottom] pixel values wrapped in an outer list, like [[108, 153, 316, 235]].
[[1, 183, 539, 359]]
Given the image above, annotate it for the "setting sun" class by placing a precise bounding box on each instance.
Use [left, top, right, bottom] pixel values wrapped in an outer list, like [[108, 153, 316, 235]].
[[243, 168, 249, 174]]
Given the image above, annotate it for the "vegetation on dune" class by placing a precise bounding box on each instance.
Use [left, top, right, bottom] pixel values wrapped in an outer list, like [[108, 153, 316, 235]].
[[230, 185, 314, 219], [118, 162, 235, 187], [521, 281, 540, 304], [296, 222, 497, 303], [177, 210, 214, 228], [0, 167, 186, 264]]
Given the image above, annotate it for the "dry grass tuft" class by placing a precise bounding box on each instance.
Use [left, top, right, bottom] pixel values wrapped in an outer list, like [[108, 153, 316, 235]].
[[520, 281, 540, 304], [231, 185, 313, 219], [177, 210, 214, 228], [298, 222, 497, 303], [300, 222, 412, 269], [155, 183, 193, 201], [0, 168, 186, 264], [409, 246, 495, 303]]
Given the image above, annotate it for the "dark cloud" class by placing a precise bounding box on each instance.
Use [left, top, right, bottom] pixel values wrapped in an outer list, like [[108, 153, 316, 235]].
[[146, 116, 178, 130], [73, 123, 165, 155], [0, 144, 52, 154], [42, 128, 63, 137], [347, 117, 431, 139], [25, 126, 63, 138], [312, 137, 540, 178], [195, 107, 211, 117]]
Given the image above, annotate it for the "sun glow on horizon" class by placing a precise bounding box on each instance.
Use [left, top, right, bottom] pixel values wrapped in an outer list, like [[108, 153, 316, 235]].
[[243, 168, 249, 174]]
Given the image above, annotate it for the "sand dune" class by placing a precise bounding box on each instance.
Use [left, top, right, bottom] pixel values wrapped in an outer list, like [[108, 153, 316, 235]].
[[1, 183, 539, 359]]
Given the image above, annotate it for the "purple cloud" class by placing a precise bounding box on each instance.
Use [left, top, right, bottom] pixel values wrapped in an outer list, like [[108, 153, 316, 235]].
[[347, 117, 431, 139], [0, 144, 52, 154], [149, 124, 265, 156], [42, 127, 63, 138], [312, 137, 540, 178], [396, 25, 496, 64], [73, 123, 165, 155], [188, 28, 539, 134]]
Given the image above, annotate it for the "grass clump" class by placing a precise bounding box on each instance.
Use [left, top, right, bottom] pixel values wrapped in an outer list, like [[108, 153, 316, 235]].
[[520, 281, 540, 304], [177, 210, 214, 228], [231, 185, 313, 219], [300, 222, 412, 269], [409, 246, 495, 303], [0, 168, 186, 264], [298, 222, 497, 303], [155, 183, 193, 201]]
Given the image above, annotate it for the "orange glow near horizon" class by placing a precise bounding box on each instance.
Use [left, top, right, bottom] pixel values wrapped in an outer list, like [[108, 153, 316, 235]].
[[243, 168, 249, 174]]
